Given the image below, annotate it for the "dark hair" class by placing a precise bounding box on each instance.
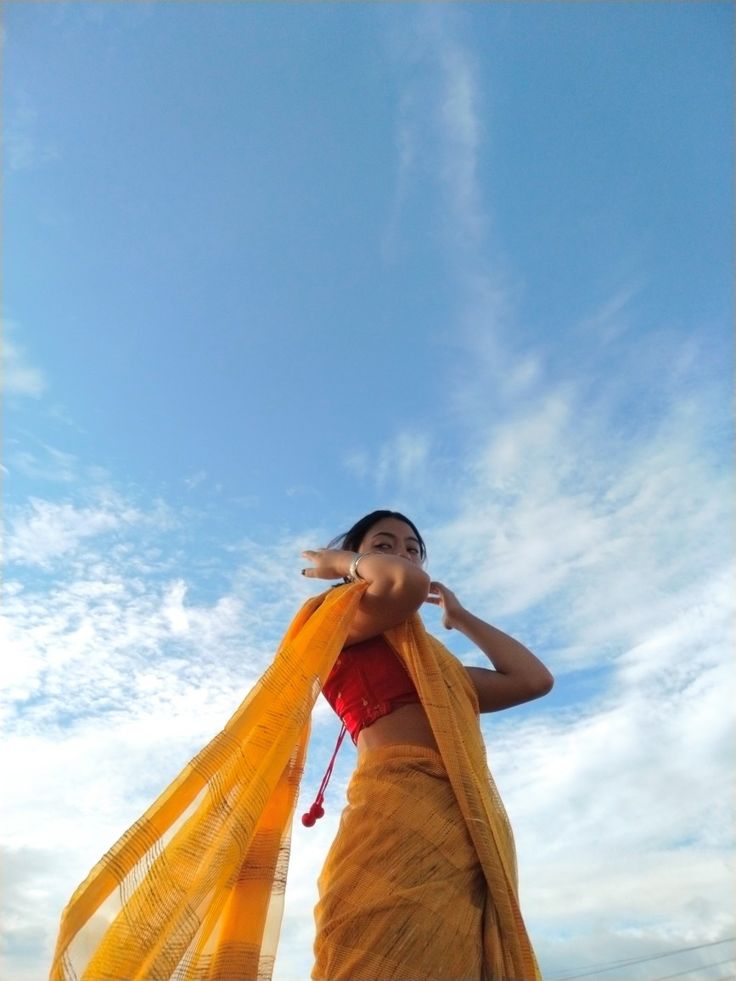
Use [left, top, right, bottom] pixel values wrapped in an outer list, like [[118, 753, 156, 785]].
[[328, 509, 427, 561]]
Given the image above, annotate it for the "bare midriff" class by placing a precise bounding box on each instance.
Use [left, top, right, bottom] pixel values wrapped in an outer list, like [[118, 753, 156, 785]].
[[356, 702, 439, 756]]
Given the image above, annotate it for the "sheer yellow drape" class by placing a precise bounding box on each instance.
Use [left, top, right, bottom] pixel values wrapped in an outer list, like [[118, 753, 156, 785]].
[[51, 582, 540, 981], [50, 583, 366, 981]]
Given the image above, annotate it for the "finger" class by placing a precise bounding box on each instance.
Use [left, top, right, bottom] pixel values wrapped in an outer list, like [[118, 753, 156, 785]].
[[424, 596, 440, 604], [301, 568, 314, 577]]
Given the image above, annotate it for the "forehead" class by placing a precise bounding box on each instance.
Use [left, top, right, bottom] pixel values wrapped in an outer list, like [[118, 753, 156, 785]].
[[364, 517, 419, 542]]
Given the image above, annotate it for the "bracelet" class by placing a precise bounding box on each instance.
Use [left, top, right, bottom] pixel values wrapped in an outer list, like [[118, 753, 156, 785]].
[[348, 552, 376, 582]]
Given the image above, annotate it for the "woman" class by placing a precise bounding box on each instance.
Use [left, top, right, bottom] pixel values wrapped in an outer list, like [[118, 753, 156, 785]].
[[300, 510, 553, 981], [50, 510, 551, 981]]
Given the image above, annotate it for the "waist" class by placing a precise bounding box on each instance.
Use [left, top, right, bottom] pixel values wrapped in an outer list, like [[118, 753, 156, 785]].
[[357, 703, 439, 755]]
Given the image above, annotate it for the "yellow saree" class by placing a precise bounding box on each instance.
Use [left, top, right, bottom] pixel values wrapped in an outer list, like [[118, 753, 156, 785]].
[[50, 582, 540, 981]]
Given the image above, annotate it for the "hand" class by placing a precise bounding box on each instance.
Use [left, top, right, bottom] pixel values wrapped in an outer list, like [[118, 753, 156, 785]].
[[425, 580, 467, 630], [301, 548, 354, 581]]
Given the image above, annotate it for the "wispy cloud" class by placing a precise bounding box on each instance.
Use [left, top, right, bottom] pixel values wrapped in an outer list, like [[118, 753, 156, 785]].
[[342, 431, 436, 518], [285, 484, 323, 500], [6, 495, 142, 569], [382, 88, 418, 264], [2, 331, 46, 398], [571, 283, 643, 347], [183, 469, 207, 490], [371, 431, 432, 492], [435, 37, 486, 251], [4, 92, 60, 174], [382, 8, 488, 262], [6, 439, 78, 484]]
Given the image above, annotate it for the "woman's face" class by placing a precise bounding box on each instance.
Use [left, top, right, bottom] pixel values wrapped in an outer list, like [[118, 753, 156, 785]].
[[357, 516, 423, 566]]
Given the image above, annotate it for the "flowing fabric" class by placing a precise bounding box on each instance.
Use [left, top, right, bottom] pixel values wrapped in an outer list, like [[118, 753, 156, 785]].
[[50, 582, 540, 981]]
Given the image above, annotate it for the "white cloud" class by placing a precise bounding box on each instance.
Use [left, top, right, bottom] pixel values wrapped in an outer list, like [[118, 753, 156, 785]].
[[572, 283, 643, 347], [285, 484, 323, 500], [8, 441, 78, 484], [382, 88, 418, 263], [2, 334, 46, 398], [343, 448, 370, 480], [183, 469, 207, 490], [341, 431, 439, 517], [436, 38, 486, 250], [6, 497, 141, 569], [383, 8, 489, 259], [162, 579, 190, 634], [376, 430, 432, 490]]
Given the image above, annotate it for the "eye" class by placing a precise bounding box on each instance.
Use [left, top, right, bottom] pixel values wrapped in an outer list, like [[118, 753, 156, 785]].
[[373, 542, 392, 550], [407, 547, 419, 555]]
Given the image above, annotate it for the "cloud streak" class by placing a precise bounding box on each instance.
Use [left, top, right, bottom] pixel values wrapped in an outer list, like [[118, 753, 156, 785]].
[[4, 91, 60, 174], [3, 332, 46, 398], [384, 9, 489, 259]]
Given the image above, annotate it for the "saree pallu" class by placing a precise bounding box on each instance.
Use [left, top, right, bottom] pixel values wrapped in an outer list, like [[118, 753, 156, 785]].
[[313, 745, 486, 981], [50, 582, 541, 981], [50, 584, 365, 981]]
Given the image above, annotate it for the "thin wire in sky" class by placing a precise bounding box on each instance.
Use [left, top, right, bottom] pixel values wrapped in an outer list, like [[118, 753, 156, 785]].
[[551, 937, 736, 981], [644, 957, 735, 981]]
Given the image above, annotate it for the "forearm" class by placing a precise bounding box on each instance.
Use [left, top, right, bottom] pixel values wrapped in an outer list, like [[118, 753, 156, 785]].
[[320, 549, 430, 644], [339, 550, 430, 599], [453, 608, 553, 688]]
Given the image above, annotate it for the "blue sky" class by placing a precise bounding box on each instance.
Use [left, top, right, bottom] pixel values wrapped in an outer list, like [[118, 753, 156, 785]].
[[2, 3, 733, 980]]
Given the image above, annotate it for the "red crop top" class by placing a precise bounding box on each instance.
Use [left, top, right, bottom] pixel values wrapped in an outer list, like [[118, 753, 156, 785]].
[[321, 634, 421, 743], [302, 634, 422, 828]]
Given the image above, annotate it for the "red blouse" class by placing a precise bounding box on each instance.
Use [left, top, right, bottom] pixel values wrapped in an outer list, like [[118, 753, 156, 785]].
[[302, 634, 422, 826], [322, 634, 421, 743]]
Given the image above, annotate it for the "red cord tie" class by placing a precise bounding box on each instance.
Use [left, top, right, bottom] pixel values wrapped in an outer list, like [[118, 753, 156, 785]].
[[301, 723, 347, 828]]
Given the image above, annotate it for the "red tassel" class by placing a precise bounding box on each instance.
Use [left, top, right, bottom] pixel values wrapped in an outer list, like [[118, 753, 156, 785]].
[[301, 723, 347, 828]]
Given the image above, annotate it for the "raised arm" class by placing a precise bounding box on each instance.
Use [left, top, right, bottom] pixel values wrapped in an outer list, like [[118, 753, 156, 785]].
[[426, 581, 554, 712], [301, 549, 431, 645]]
